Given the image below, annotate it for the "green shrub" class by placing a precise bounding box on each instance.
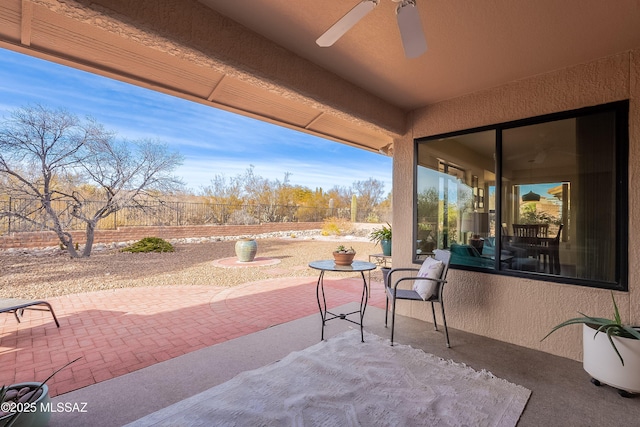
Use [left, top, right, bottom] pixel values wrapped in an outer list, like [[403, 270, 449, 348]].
[[122, 237, 174, 253]]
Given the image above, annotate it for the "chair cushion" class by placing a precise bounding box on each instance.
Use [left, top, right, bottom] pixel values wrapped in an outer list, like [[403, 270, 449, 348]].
[[412, 257, 444, 300]]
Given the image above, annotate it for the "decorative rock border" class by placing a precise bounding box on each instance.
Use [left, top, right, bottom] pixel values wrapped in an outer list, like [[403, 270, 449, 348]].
[[0, 230, 321, 257], [0, 227, 376, 257]]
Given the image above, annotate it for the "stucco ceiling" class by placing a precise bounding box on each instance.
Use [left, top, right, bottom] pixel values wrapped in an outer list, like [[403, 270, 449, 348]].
[[199, 0, 640, 109], [1, 0, 639, 153]]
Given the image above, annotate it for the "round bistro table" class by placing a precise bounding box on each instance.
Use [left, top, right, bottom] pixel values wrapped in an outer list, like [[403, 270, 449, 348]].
[[308, 260, 377, 342]]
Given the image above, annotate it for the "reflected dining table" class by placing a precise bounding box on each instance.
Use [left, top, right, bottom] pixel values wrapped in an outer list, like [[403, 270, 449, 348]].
[[536, 237, 561, 274], [508, 224, 560, 274]]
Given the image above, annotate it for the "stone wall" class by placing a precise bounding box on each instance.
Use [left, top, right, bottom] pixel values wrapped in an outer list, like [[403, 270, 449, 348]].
[[0, 223, 322, 250]]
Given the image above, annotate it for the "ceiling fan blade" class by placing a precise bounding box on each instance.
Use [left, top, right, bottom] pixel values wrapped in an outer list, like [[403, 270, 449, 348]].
[[316, 0, 379, 47], [396, 0, 427, 58]]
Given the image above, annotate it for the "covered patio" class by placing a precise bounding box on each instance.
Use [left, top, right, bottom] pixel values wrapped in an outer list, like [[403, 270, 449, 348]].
[[0, 276, 388, 397], [2, 0, 640, 424], [1, 278, 639, 426]]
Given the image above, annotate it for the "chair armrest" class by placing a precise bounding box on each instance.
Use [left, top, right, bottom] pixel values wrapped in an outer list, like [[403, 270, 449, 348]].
[[388, 267, 420, 277], [393, 276, 446, 290], [387, 267, 420, 274], [385, 267, 419, 285]]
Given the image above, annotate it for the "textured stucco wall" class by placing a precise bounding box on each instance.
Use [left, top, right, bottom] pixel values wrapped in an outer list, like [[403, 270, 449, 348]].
[[394, 50, 639, 361]]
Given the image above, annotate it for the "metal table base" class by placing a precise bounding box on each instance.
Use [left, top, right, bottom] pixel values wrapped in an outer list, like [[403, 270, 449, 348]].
[[309, 260, 376, 342]]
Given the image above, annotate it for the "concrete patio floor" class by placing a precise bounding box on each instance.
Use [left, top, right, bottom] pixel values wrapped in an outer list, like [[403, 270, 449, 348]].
[[3, 274, 640, 426], [50, 303, 640, 427]]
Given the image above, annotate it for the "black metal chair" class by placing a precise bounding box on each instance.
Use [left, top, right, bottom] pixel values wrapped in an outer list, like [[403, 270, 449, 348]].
[[384, 249, 452, 347]]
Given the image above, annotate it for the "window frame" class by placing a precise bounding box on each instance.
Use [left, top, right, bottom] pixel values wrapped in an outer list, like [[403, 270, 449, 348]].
[[413, 101, 629, 291]]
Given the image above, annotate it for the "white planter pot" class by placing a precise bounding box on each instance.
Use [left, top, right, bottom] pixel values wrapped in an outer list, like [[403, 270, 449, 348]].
[[582, 324, 640, 394], [0, 382, 51, 427]]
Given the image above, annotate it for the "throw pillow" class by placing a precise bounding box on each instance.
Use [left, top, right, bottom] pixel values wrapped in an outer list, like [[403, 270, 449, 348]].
[[412, 257, 444, 300]]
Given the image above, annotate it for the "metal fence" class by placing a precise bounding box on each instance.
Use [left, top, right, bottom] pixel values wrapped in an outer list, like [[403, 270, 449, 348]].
[[0, 197, 392, 234]]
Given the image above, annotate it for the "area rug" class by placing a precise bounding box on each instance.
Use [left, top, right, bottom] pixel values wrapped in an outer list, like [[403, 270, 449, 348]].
[[127, 330, 530, 427]]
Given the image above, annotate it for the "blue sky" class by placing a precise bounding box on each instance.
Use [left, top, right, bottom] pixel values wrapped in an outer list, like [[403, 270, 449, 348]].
[[0, 48, 392, 194]]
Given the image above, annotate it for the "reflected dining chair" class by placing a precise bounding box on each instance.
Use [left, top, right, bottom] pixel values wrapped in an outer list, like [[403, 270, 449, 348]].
[[512, 223, 539, 239], [384, 249, 452, 347], [538, 224, 564, 274], [512, 224, 543, 269], [537, 223, 549, 238]]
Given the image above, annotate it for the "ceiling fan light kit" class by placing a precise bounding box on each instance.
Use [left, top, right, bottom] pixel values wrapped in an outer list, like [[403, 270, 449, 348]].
[[316, 0, 427, 58]]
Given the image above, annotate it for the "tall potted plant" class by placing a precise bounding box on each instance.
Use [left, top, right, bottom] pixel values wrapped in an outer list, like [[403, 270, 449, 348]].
[[369, 223, 392, 256], [542, 292, 640, 397]]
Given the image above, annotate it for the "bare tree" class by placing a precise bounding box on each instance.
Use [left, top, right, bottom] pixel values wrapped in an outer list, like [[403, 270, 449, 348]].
[[326, 185, 353, 209], [352, 178, 385, 215], [0, 105, 183, 257], [203, 174, 243, 204], [201, 166, 295, 223]]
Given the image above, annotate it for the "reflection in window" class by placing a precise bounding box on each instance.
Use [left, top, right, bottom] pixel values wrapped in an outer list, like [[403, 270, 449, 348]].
[[416, 130, 496, 270], [415, 102, 628, 289]]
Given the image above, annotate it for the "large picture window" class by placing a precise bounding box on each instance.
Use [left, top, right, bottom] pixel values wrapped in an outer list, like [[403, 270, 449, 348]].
[[415, 101, 628, 290]]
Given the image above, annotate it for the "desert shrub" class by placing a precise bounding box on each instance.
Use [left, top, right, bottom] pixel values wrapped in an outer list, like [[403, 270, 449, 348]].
[[366, 212, 380, 223], [122, 237, 174, 253], [228, 209, 260, 225], [321, 217, 354, 236]]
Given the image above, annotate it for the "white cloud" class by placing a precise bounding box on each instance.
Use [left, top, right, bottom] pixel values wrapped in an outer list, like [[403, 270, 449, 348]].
[[1, 48, 393, 195], [178, 154, 392, 194]]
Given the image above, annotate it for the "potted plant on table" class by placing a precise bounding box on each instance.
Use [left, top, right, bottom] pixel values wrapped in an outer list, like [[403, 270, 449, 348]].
[[333, 245, 356, 266], [369, 223, 392, 256], [542, 292, 640, 397]]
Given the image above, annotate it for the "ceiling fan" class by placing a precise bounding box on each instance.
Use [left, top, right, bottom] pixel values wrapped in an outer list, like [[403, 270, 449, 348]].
[[316, 0, 427, 58]]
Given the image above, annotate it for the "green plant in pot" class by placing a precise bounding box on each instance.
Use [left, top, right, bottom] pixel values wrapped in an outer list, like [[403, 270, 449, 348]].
[[542, 292, 640, 396], [369, 223, 392, 256], [333, 245, 356, 266]]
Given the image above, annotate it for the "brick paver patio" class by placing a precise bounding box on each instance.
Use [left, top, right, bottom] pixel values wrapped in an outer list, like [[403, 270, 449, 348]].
[[0, 275, 387, 397]]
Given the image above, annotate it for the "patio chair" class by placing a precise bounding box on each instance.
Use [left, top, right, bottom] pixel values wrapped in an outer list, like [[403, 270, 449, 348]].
[[384, 249, 452, 347], [0, 298, 60, 327]]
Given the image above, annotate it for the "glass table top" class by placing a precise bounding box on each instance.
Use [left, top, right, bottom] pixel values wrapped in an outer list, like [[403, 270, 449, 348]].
[[308, 260, 377, 272]]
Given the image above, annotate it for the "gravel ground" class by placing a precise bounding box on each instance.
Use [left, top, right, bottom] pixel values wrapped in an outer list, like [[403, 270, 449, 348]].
[[0, 236, 386, 299]]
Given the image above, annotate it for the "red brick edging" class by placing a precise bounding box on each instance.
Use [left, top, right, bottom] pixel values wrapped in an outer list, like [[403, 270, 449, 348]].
[[0, 223, 322, 249]]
